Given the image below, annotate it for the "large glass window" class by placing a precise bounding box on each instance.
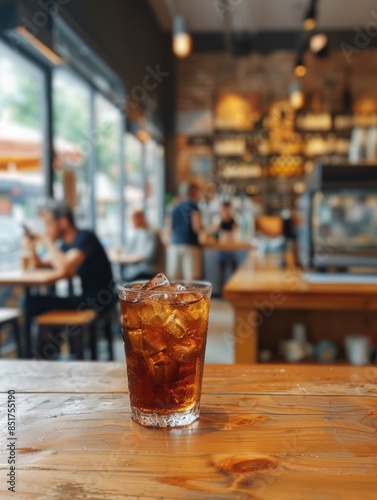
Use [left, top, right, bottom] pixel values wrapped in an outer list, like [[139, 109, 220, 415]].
[[95, 94, 122, 248], [0, 40, 46, 269], [53, 68, 91, 228], [145, 140, 164, 228], [124, 133, 144, 235]]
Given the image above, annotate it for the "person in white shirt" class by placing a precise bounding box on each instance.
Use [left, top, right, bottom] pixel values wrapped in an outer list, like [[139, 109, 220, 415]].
[[123, 209, 164, 281]]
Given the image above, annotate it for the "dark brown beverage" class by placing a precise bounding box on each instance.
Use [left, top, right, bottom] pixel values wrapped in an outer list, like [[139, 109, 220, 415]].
[[119, 274, 211, 427]]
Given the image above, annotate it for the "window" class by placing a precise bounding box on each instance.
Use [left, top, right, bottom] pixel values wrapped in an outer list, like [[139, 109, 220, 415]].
[[124, 133, 144, 235], [95, 94, 123, 248], [145, 140, 164, 228], [0, 40, 46, 268], [53, 68, 91, 228]]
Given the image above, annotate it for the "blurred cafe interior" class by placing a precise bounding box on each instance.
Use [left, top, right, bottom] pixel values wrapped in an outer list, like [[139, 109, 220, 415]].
[[1, 0, 377, 366]]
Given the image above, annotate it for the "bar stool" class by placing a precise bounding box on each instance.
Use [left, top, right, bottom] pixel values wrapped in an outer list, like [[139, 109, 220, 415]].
[[35, 310, 97, 360], [0, 308, 22, 357]]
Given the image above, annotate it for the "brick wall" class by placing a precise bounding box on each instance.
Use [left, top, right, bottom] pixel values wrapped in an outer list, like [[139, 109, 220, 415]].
[[175, 48, 377, 185]]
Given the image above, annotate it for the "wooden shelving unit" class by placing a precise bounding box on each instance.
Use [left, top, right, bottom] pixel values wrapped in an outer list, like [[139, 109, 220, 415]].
[[212, 112, 357, 213]]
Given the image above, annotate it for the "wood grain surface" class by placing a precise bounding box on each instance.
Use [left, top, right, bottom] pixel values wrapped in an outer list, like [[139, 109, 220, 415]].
[[0, 361, 376, 499]]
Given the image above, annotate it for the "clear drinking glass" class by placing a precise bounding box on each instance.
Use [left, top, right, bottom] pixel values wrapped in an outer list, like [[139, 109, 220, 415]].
[[118, 278, 212, 428]]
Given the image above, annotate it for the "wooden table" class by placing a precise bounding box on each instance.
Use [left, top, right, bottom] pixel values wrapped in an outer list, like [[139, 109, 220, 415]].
[[0, 269, 65, 357], [1, 361, 376, 499], [224, 252, 377, 363]]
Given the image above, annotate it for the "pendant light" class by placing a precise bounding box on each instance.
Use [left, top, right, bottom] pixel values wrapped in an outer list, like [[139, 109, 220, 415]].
[[290, 81, 305, 110], [303, 0, 318, 32], [310, 33, 328, 57], [173, 15, 192, 58], [294, 52, 307, 78]]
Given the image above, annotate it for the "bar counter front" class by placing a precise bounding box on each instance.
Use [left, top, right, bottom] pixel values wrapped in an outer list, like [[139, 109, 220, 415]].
[[224, 252, 377, 364], [1, 360, 376, 499]]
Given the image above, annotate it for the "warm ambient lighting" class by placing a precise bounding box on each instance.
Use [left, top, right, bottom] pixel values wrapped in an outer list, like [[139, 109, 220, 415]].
[[16, 26, 63, 65], [303, 17, 317, 31], [310, 33, 328, 55], [290, 87, 305, 109], [303, 0, 317, 31], [294, 63, 307, 78], [173, 16, 192, 58], [294, 50, 307, 77]]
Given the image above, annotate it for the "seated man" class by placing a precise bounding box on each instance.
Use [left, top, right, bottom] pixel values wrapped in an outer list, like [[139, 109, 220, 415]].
[[24, 199, 117, 359], [123, 208, 165, 281]]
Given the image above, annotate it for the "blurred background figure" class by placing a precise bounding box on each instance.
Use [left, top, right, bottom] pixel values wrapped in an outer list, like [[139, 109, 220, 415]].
[[123, 208, 165, 281], [23, 200, 116, 358], [213, 200, 239, 290], [167, 182, 202, 280], [213, 201, 239, 242]]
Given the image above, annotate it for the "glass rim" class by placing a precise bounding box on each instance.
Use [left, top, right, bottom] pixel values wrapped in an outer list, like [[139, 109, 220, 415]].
[[117, 279, 212, 295]]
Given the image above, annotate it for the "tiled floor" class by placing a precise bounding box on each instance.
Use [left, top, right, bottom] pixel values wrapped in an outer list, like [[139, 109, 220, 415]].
[[98, 298, 235, 364]]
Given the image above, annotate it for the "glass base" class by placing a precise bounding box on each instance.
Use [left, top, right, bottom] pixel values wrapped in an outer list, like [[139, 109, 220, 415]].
[[130, 405, 199, 428]]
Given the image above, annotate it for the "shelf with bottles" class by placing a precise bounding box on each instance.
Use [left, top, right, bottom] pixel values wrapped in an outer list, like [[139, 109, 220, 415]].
[[212, 116, 372, 164], [295, 112, 354, 133], [213, 128, 258, 135], [295, 112, 377, 132]]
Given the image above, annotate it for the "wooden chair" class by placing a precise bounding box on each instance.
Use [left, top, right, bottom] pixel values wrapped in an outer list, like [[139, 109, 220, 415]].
[[0, 308, 21, 357], [35, 309, 97, 360]]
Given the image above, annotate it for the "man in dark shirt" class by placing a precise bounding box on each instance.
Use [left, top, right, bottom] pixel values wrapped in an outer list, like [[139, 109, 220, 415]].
[[167, 182, 202, 280], [24, 200, 116, 359]]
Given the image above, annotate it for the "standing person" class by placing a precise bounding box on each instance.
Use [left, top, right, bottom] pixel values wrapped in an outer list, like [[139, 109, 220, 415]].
[[214, 201, 239, 290], [167, 182, 202, 280], [23, 199, 117, 359], [214, 201, 239, 238]]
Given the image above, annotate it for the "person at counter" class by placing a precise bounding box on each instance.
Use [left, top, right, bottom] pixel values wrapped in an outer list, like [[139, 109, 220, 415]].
[[167, 182, 202, 280], [23, 199, 116, 358], [213, 201, 239, 240], [213, 201, 239, 291]]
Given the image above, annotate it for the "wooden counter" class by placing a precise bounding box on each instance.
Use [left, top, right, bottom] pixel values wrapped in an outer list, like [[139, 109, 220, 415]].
[[1, 360, 376, 499], [223, 252, 377, 363]]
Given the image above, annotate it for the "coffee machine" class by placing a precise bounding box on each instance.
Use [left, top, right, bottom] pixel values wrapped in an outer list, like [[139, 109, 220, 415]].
[[298, 164, 377, 273]]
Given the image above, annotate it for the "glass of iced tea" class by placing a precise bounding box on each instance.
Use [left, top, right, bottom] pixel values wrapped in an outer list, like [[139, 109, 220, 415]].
[[118, 273, 212, 428]]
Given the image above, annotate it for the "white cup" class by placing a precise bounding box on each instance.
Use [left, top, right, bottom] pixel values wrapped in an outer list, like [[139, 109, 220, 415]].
[[282, 339, 306, 363], [344, 335, 371, 366]]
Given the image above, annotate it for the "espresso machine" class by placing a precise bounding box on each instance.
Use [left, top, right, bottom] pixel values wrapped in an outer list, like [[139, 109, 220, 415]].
[[298, 164, 377, 275]]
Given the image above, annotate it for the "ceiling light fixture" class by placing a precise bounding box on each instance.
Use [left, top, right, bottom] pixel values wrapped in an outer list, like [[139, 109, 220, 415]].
[[173, 15, 192, 58], [303, 0, 318, 31], [310, 32, 328, 56], [294, 53, 307, 77], [290, 82, 305, 110]]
